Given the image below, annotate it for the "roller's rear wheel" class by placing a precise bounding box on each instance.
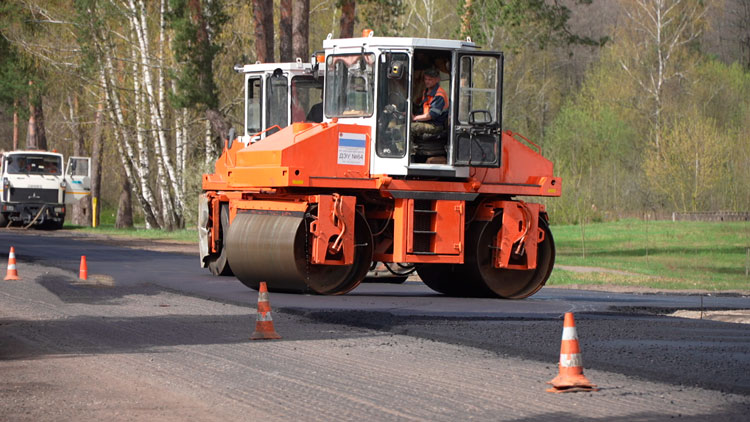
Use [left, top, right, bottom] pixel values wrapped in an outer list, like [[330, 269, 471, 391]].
[[207, 205, 233, 276], [418, 217, 555, 299], [226, 211, 373, 295], [464, 216, 555, 299], [415, 264, 489, 296]]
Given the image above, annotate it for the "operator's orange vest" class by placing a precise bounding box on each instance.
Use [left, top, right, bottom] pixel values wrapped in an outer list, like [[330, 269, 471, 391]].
[[421, 85, 449, 116]]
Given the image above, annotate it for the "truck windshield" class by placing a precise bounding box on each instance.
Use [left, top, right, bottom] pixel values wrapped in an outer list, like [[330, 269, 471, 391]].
[[5, 154, 62, 175], [325, 53, 375, 117]]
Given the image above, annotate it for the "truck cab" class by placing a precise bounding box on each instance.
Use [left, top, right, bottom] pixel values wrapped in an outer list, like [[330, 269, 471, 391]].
[[321, 32, 503, 178], [234, 58, 323, 145], [0, 151, 91, 229]]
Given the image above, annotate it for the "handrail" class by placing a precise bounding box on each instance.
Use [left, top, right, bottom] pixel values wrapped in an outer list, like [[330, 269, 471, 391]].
[[249, 125, 282, 140], [506, 130, 541, 154]]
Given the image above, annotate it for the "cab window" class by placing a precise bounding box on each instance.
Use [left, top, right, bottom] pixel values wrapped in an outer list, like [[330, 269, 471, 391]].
[[267, 72, 289, 134], [291, 76, 323, 123], [246, 77, 262, 136], [325, 53, 375, 117]]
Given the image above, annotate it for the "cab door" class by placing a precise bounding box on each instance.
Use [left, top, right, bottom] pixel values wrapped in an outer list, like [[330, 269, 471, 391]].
[[64, 157, 91, 204], [453, 52, 503, 167], [371, 50, 411, 176]]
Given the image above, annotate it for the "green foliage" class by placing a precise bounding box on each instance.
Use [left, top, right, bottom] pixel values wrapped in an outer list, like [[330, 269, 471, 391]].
[[0, 37, 29, 113], [645, 111, 731, 212], [0, 1, 46, 115], [543, 55, 642, 224], [360, 0, 406, 36], [168, 0, 228, 111], [458, 0, 606, 52]]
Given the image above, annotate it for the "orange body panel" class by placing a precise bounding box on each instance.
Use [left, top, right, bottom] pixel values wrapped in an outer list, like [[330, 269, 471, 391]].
[[202, 124, 561, 197], [202, 121, 559, 268]]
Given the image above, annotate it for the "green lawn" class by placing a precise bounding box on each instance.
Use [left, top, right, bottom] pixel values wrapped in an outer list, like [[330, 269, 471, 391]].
[[549, 219, 750, 291]]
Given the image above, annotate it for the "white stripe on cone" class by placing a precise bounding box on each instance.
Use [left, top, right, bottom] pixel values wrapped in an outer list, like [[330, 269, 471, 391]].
[[562, 326, 578, 340], [257, 312, 273, 322], [560, 353, 583, 368], [7, 264, 16, 270]]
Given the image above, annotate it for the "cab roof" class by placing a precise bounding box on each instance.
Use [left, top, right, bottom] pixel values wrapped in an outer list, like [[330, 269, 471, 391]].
[[323, 35, 479, 52], [233, 60, 314, 75]]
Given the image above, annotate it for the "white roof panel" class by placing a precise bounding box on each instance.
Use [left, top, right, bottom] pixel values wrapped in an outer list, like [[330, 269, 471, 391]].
[[323, 36, 478, 51]]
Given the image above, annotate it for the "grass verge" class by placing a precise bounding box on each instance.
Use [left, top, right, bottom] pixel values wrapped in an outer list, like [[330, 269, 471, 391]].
[[67, 224, 198, 243], [549, 219, 750, 291]]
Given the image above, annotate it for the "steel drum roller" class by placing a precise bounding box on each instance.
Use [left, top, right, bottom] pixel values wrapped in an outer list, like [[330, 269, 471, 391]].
[[226, 212, 373, 294]]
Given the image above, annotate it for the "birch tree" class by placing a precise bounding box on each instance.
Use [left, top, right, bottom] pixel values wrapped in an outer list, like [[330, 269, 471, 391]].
[[617, 0, 707, 154], [404, 0, 451, 38]]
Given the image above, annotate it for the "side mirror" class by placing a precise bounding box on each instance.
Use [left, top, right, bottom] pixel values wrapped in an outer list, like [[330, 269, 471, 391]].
[[388, 61, 405, 79], [227, 127, 236, 149], [469, 110, 492, 125]]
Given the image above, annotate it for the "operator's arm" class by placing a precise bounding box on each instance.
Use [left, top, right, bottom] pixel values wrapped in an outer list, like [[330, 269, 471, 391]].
[[412, 95, 445, 122]]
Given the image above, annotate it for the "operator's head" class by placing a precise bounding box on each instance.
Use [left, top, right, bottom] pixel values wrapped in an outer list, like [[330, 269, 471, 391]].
[[423, 68, 440, 88]]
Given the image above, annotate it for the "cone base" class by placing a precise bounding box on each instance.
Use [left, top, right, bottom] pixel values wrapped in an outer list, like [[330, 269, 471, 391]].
[[4, 274, 20, 281], [547, 373, 596, 389], [546, 385, 600, 394], [250, 330, 281, 340]]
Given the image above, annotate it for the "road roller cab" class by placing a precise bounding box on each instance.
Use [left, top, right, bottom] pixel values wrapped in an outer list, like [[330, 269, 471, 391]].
[[234, 58, 323, 144], [320, 32, 502, 177], [201, 32, 562, 299]]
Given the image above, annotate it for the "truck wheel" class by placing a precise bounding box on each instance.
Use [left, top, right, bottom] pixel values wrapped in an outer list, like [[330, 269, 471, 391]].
[[0, 213, 7, 227], [207, 204, 233, 276], [48, 220, 64, 230]]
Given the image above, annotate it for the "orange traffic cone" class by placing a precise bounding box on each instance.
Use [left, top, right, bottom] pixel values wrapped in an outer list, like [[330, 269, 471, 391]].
[[250, 282, 281, 340], [4, 247, 20, 280], [547, 312, 598, 393], [79, 256, 88, 280]]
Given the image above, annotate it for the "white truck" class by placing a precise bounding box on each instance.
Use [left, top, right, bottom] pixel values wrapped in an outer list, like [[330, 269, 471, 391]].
[[0, 150, 91, 229]]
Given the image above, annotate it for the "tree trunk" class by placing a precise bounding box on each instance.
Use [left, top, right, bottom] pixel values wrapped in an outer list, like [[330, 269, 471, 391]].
[[280, 0, 293, 61], [90, 99, 104, 228], [101, 55, 160, 229], [26, 87, 48, 150], [12, 100, 18, 150], [131, 0, 182, 229], [461, 0, 473, 38], [292, 0, 310, 60], [339, 0, 356, 38], [252, 0, 275, 62], [115, 170, 134, 229], [68, 94, 90, 226], [206, 108, 230, 155]]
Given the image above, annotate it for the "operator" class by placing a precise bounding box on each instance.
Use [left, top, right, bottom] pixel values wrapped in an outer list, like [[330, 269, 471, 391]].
[[411, 68, 449, 137]]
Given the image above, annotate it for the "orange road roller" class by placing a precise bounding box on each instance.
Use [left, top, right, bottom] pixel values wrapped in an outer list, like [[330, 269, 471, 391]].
[[199, 32, 562, 299]]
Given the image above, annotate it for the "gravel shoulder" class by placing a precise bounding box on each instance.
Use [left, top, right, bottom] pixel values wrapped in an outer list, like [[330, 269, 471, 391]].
[[2, 260, 749, 421]]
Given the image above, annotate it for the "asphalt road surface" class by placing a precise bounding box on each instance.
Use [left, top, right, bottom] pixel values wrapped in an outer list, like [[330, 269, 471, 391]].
[[1, 229, 749, 421]]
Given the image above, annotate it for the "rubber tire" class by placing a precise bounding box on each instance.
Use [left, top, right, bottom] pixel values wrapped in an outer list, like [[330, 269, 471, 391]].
[[463, 217, 555, 299], [416, 264, 469, 296], [0, 213, 8, 227], [363, 275, 408, 284], [208, 205, 233, 276]]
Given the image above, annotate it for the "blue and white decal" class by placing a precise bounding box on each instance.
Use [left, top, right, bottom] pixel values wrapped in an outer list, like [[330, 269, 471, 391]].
[[337, 133, 367, 166]]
